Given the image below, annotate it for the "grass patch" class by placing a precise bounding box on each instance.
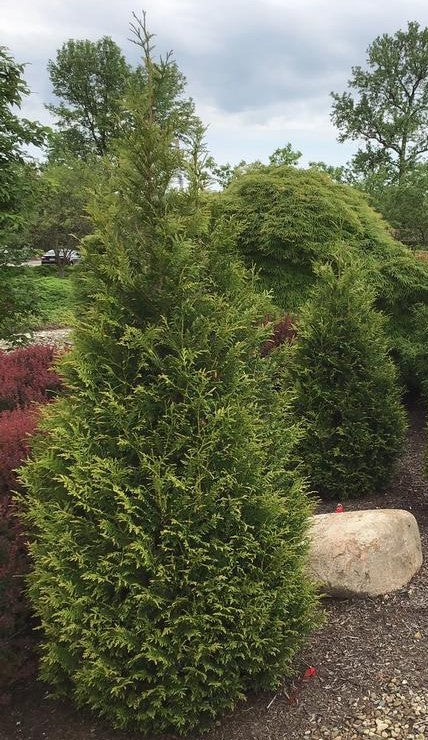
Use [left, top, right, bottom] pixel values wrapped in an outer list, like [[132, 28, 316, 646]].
[[32, 274, 74, 328], [9, 267, 75, 329]]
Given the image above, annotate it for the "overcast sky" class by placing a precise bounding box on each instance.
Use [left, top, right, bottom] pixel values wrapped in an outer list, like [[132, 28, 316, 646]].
[[3, 0, 428, 167]]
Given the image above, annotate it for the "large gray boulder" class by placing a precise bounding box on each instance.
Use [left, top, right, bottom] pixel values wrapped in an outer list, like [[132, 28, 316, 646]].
[[307, 509, 423, 598]]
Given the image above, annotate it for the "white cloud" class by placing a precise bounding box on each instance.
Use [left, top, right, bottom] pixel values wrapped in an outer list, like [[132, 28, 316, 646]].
[[4, 0, 428, 166]]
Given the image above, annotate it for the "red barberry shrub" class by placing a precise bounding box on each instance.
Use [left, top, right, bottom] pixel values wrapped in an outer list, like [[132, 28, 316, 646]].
[[261, 314, 297, 357], [0, 347, 63, 694], [0, 497, 37, 692], [0, 406, 40, 693], [0, 345, 62, 412], [0, 407, 40, 495]]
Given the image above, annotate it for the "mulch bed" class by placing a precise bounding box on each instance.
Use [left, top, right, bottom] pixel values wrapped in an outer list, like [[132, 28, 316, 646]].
[[1, 397, 427, 740]]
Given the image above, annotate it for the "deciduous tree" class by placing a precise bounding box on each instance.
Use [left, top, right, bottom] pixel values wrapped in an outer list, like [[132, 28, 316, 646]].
[[0, 46, 45, 342], [269, 143, 302, 167], [331, 22, 428, 182], [47, 37, 131, 158], [29, 158, 97, 274]]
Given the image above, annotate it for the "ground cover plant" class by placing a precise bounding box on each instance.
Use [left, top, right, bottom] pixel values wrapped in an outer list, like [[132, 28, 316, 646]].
[[20, 18, 318, 736], [290, 255, 406, 499]]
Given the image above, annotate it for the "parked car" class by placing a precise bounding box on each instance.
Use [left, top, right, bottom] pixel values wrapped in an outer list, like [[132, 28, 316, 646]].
[[41, 249, 80, 266]]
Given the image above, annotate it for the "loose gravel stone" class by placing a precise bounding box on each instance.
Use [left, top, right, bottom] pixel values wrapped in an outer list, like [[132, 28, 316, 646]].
[[308, 683, 428, 739], [0, 327, 72, 351], [30, 328, 72, 348]]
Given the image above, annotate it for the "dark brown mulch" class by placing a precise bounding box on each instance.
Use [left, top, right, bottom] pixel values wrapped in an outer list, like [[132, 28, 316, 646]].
[[1, 397, 427, 740]]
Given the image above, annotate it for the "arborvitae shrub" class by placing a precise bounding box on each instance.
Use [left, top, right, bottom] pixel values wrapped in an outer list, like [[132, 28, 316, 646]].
[[290, 255, 406, 500], [0, 345, 62, 412], [20, 20, 317, 736]]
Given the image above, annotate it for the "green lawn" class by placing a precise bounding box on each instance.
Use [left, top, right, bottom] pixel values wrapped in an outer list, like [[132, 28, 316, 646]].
[[32, 272, 74, 328], [12, 266, 75, 329]]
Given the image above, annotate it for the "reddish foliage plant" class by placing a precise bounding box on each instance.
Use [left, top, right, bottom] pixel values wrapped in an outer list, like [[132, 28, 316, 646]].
[[0, 496, 38, 692], [0, 346, 63, 693], [0, 407, 40, 692], [0, 345, 62, 412], [0, 407, 40, 495], [261, 314, 297, 357]]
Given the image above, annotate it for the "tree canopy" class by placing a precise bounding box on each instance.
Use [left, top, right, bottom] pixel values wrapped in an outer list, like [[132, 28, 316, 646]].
[[47, 37, 131, 158], [212, 143, 301, 189], [47, 27, 202, 162], [331, 21, 428, 182], [0, 46, 45, 343], [0, 46, 45, 262], [216, 164, 428, 389], [268, 143, 302, 167]]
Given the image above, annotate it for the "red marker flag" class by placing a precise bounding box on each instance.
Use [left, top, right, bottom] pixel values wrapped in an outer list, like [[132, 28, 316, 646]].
[[303, 666, 317, 679]]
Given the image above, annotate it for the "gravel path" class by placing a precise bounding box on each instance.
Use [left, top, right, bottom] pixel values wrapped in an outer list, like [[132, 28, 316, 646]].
[[29, 328, 72, 348], [0, 328, 72, 352], [1, 398, 427, 740]]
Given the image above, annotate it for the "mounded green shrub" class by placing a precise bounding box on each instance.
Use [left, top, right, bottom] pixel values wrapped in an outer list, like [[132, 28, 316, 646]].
[[215, 166, 428, 389], [289, 254, 406, 500], [20, 25, 317, 735]]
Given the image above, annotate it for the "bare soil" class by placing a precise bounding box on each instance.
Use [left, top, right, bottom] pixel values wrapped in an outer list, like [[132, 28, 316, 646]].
[[1, 397, 427, 740]]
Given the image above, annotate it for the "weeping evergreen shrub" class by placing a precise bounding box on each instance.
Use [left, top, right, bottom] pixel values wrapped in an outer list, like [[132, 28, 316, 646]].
[[290, 253, 406, 500], [215, 166, 428, 389], [20, 19, 317, 735]]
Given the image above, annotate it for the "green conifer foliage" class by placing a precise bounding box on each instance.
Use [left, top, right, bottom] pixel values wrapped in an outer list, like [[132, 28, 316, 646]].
[[20, 17, 317, 735], [216, 166, 428, 389], [290, 255, 406, 500]]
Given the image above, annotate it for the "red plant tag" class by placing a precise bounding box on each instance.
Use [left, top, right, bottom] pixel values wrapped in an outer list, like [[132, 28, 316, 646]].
[[303, 666, 317, 679]]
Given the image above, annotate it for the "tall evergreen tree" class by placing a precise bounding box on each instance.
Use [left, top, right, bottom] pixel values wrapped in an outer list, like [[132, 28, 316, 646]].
[[21, 16, 316, 735]]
